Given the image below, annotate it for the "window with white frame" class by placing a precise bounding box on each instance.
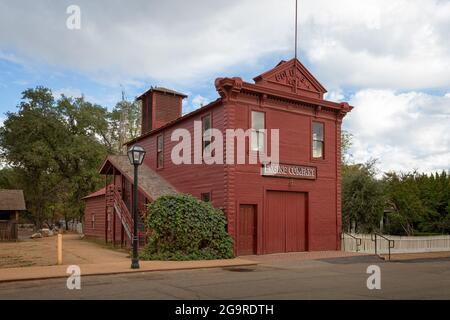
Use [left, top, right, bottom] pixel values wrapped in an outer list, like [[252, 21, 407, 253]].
[[312, 122, 324, 159], [251, 111, 265, 152]]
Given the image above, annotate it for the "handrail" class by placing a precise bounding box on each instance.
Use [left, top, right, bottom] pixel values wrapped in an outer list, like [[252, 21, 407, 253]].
[[341, 232, 362, 252], [113, 202, 132, 239], [371, 233, 395, 260], [111, 188, 134, 239], [107, 186, 147, 246]]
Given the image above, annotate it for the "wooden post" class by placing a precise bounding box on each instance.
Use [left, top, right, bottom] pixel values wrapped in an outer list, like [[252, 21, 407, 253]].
[[113, 167, 116, 246], [57, 233, 63, 265], [15, 210, 19, 241], [105, 167, 109, 243]]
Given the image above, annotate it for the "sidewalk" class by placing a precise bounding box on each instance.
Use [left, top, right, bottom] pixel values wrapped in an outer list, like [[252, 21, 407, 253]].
[[0, 258, 257, 283], [383, 251, 450, 261]]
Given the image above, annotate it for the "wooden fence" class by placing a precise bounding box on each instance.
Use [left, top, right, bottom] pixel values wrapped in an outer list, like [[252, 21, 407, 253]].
[[0, 221, 18, 241], [342, 233, 450, 254], [67, 221, 83, 234]]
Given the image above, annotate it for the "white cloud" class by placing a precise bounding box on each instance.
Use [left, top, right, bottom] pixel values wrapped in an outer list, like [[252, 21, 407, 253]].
[[53, 87, 83, 99], [0, 50, 24, 65], [0, 0, 449, 174], [191, 95, 209, 108], [0, 0, 448, 90], [324, 89, 345, 102], [52, 87, 120, 109], [181, 94, 211, 114], [302, 0, 450, 90], [345, 89, 450, 173]]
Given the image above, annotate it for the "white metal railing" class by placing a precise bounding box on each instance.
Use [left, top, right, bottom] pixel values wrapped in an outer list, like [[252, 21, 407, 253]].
[[342, 234, 450, 254]]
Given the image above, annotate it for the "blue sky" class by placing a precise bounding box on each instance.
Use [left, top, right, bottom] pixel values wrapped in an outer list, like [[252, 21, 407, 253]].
[[0, 0, 449, 173], [0, 55, 124, 112]]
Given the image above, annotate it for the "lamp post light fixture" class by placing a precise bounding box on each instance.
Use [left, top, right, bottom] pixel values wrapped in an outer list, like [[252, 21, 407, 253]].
[[127, 145, 146, 269]]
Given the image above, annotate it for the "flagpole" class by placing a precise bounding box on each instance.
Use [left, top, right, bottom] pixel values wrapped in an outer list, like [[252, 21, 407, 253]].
[[295, 0, 298, 59]]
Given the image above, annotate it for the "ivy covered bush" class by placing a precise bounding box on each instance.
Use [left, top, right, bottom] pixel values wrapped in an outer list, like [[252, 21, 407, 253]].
[[140, 194, 234, 261]]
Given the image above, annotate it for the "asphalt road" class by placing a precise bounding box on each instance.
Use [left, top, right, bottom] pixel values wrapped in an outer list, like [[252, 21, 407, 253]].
[[0, 255, 449, 299]]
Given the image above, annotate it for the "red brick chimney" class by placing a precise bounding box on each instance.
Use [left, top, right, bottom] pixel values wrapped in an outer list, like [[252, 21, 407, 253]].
[[137, 87, 187, 134]]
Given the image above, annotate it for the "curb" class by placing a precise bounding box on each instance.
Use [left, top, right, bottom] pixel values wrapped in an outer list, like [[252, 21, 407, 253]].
[[0, 259, 258, 283]]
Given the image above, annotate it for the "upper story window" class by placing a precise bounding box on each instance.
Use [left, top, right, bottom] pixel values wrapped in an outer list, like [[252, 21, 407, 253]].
[[157, 134, 164, 168], [312, 122, 324, 159], [202, 115, 211, 153], [251, 111, 265, 152]]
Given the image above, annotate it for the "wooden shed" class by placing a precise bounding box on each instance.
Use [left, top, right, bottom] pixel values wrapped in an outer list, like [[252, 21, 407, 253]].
[[82, 187, 107, 240], [0, 189, 26, 241]]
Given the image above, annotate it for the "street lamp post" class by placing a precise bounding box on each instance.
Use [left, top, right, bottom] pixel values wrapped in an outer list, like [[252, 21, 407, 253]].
[[127, 145, 146, 269]]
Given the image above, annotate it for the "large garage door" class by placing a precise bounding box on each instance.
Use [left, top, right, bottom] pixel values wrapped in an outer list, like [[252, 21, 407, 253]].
[[264, 191, 307, 254]]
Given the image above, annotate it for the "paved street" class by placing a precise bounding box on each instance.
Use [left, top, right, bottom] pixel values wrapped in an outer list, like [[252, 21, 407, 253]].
[[0, 255, 449, 299]]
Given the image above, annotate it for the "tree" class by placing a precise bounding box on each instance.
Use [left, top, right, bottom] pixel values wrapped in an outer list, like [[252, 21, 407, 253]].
[[342, 160, 384, 233], [0, 87, 63, 227], [108, 100, 141, 154], [0, 167, 19, 189], [55, 95, 109, 220], [340, 131, 450, 236], [416, 171, 450, 234], [383, 172, 427, 236], [383, 171, 450, 235], [341, 130, 353, 165], [0, 87, 109, 228]]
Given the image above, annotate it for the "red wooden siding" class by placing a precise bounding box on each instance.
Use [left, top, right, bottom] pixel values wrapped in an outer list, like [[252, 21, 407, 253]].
[[131, 104, 226, 211], [140, 90, 184, 134], [231, 92, 339, 252], [154, 94, 182, 129], [83, 194, 106, 239]]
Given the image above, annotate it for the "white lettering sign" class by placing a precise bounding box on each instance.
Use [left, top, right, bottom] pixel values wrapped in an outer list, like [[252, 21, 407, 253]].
[[262, 163, 316, 180]]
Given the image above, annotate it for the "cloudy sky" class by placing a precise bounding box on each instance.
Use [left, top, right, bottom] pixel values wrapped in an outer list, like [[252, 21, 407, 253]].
[[0, 0, 449, 174]]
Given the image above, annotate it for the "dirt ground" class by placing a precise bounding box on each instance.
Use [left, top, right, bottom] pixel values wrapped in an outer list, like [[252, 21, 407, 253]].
[[0, 233, 128, 268]]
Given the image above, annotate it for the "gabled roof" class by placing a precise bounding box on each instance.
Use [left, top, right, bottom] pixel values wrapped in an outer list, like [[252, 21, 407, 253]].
[[99, 155, 178, 201], [0, 190, 26, 211], [253, 58, 327, 94], [82, 187, 107, 200]]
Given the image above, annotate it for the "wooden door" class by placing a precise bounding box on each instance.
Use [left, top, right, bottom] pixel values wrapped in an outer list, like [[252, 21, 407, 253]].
[[238, 205, 257, 255], [285, 192, 307, 252], [264, 191, 286, 253], [264, 191, 307, 254]]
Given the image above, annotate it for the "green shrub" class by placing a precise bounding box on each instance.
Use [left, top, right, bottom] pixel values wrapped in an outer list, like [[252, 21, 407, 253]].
[[140, 194, 234, 261]]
